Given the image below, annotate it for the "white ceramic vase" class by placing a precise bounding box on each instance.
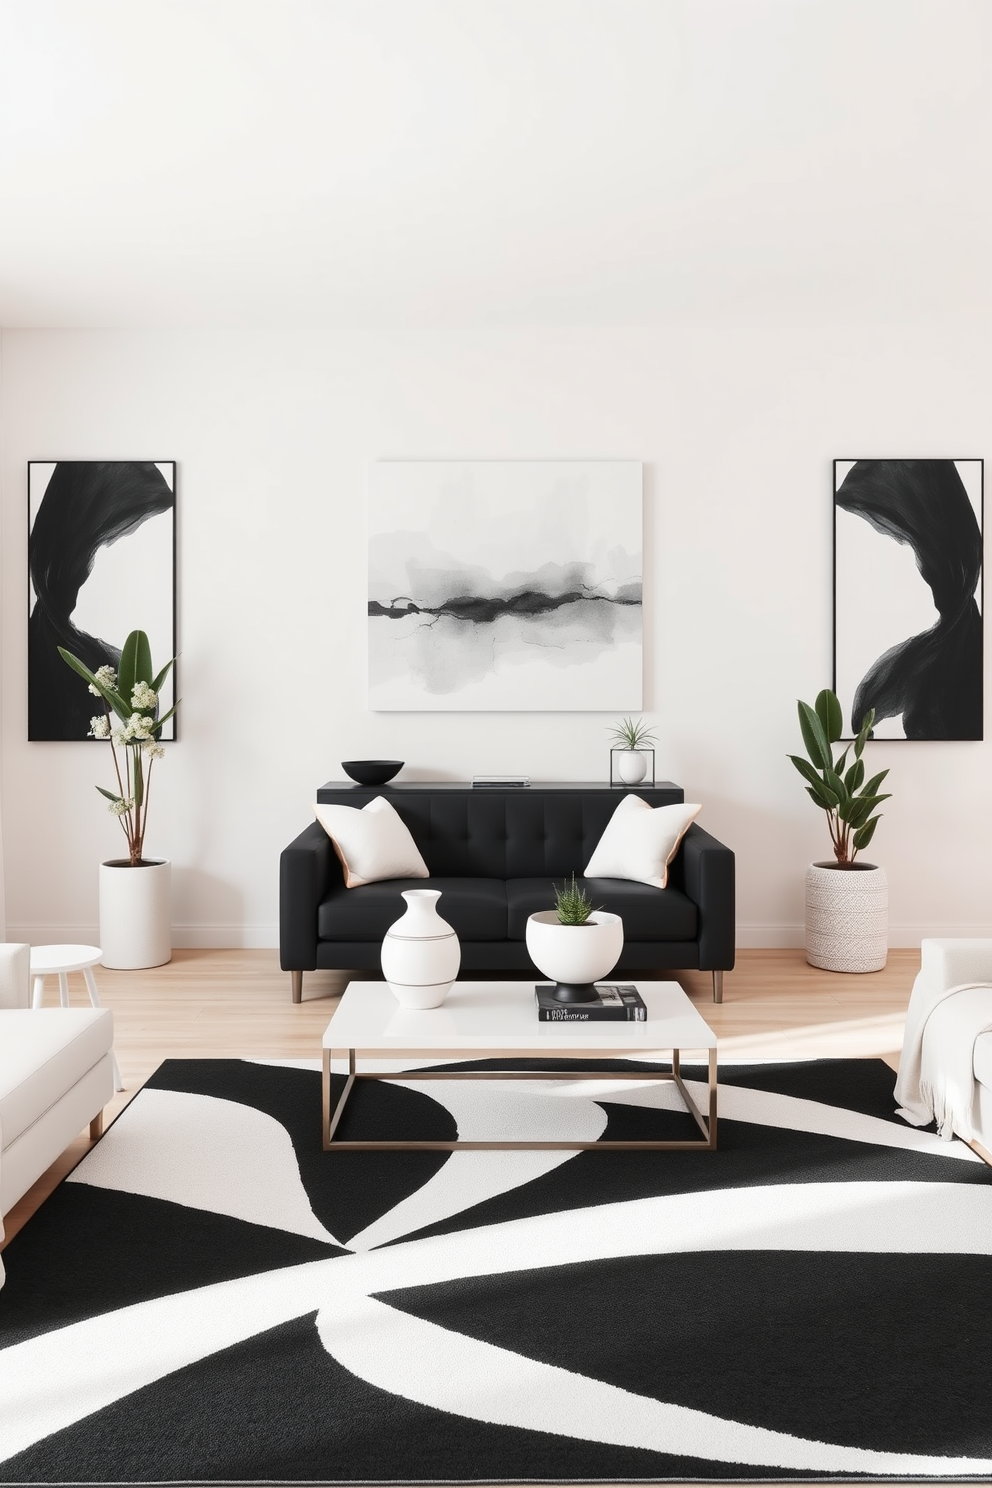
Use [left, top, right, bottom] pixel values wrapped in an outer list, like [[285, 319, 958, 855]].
[[525, 910, 624, 988], [381, 888, 461, 1008], [805, 861, 888, 973], [99, 859, 172, 969], [615, 750, 648, 785]]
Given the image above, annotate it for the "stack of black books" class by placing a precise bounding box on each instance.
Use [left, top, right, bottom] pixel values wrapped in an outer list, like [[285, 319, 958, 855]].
[[534, 983, 647, 1022]]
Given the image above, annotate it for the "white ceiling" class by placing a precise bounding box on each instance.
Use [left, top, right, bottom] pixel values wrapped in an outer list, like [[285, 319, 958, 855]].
[[1, 0, 990, 327]]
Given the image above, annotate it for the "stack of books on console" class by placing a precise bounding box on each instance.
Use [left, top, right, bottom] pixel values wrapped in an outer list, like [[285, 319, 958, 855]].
[[535, 984, 647, 1021], [471, 775, 531, 787]]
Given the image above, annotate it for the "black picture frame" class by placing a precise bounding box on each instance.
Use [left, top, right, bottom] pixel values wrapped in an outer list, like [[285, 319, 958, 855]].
[[28, 461, 178, 741], [833, 458, 983, 741]]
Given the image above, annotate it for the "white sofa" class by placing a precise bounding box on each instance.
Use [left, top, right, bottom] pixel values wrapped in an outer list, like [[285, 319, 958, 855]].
[[898, 938, 992, 1157], [0, 943, 115, 1287]]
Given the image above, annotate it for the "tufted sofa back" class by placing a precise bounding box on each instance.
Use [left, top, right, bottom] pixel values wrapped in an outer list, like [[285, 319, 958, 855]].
[[314, 782, 684, 879]]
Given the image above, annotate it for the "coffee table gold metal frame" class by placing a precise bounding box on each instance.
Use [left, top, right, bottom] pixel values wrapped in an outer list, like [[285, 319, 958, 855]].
[[321, 1042, 718, 1153]]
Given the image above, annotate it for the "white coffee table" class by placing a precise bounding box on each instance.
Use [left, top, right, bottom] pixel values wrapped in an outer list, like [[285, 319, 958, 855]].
[[322, 979, 717, 1153]]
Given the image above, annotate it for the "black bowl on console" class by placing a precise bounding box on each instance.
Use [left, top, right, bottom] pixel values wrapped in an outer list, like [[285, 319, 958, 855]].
[[341, 759, 404, 786]]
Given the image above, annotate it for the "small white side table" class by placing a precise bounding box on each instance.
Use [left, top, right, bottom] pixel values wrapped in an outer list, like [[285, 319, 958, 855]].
[[30, 944, 124, 1091]]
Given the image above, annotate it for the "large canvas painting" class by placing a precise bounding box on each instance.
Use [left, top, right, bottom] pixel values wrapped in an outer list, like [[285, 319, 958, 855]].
[[28, 461, 177, 741], [368, 461, 643, 711], [834, 459, 983, 740]]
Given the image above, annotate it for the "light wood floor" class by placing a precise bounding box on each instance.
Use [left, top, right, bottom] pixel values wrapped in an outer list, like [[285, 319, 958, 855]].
[[2, 946, 921, 1247]]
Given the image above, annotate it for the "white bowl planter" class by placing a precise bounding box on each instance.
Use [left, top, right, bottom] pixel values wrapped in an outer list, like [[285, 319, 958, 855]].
[[614, 750, 648, 785], [381, 889, 461, 1008], [99, 859, 172, 969], [805, 861, 888, 973], [525, 910, 624, 999]]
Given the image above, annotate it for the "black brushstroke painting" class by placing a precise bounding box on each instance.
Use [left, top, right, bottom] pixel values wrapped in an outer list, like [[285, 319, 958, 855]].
[[367, 560, 642, 698], [368, 581, 642, 626], [28, 462, 176, 741], [834, 459, 983, 741]]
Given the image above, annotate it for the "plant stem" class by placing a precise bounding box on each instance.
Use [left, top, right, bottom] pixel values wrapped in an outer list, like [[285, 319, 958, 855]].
[[107, 729, 134, 857], [138, 755, 154, 862]]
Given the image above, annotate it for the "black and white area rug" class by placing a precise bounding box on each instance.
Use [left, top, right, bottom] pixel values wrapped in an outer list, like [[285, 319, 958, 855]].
[[1, 1056, 991, 1485]]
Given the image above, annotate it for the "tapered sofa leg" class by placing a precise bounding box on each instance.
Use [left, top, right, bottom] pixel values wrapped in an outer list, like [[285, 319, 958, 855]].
[[712, 971, 724, 1004], [292, 970, 303, 1004]]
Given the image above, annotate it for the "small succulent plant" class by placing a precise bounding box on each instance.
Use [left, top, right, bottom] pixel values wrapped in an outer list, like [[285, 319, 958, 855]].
[[553, 873, 598, 925]]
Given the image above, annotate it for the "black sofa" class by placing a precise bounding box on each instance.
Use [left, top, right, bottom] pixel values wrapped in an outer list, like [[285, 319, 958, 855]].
[[280, 781, 735, 1005]]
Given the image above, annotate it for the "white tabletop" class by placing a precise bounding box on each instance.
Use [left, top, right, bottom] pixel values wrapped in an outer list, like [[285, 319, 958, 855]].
[[29, 944, 102, 973], [324, 979, 717, 1053]]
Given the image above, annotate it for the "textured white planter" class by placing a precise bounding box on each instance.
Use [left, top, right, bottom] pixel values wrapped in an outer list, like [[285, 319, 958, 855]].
[[381, 889, 461, 1008], [805, 861, 888, 973], [525, 910, 624, 987], [615, 750, 648, 785], [99, 859, 172, 970]]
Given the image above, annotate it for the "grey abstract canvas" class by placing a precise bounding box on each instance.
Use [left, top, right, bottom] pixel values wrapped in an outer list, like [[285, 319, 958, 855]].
[[369, 462, 643, 710], [834, 459, 983, 740]]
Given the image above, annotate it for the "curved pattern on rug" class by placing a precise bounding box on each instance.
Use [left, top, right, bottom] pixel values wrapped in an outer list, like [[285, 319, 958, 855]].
[[0, 1056, 990, 1483]]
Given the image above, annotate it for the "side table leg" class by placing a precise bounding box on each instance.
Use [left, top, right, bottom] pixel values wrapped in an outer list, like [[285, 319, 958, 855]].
[[32, 975, 45, 1009], [322, 1048, 331, 1150], [58, 972, 69, 1007], [84, 967, 124, 1092], [708, 1047, 718, 1149]]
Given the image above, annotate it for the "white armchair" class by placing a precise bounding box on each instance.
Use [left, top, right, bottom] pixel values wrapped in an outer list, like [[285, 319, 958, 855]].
[[0, 943, 116, 1287], [895, 938, 992, 1159]]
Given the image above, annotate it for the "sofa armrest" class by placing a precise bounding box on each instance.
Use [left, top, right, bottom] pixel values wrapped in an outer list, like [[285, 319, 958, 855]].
[[0, 944, 30, 1009], [919, 938, 992, 993], [279, 823, 336, 971], [679, 824, 735, 971]]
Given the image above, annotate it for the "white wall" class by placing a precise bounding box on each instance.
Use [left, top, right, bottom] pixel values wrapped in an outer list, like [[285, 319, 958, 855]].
[[2, 323, 989, 948]]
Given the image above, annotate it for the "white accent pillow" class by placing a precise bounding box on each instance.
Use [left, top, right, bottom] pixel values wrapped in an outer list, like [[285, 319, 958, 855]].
[[584, 795, 701, 890], [313, 796, 429, 888]]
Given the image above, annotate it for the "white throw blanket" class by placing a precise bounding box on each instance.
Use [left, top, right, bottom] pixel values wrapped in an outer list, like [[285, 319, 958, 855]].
[[895, 972, 992, 1141]]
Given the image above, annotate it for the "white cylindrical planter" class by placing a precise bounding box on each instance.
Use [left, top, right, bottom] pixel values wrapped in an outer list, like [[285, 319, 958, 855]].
[[615, 750, 648, 785], [805, 861, 888, 973], [99, 859, 172, 970], [381, 889, 461, 1008], [525, 910, 624, 988]]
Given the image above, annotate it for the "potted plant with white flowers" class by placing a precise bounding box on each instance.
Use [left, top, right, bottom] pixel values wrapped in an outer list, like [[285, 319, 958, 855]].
[[59, 630, 179, 969]]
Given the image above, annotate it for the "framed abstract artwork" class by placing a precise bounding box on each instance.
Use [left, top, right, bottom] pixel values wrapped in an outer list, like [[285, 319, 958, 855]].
[[28, 461, 177, 741], [368, 461, 643, 711], [834, 459, 983, 740]]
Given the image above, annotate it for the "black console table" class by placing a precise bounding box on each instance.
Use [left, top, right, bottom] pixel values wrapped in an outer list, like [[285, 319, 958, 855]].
[[317, 780, 684, 801]]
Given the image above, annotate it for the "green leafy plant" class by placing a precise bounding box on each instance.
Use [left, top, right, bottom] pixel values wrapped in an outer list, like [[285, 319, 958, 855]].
[[788, 688, 890, 866], [58, 630, 179, 867], [553, 873, 599, 925], [608, 716, 657, 750]]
